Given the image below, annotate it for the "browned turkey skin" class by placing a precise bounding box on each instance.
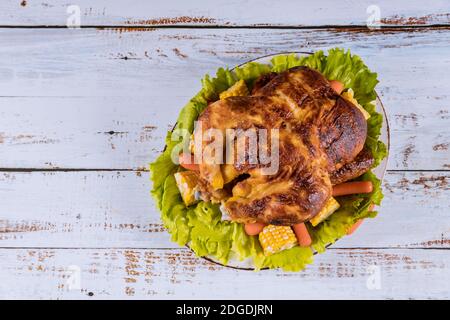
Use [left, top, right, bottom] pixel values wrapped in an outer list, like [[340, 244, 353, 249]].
[[329, 148, 374, 185], [195, 66, 372, 225]]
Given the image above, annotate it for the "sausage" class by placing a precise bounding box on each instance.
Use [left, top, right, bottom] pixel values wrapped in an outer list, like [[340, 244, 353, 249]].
[[329, 80, 344, 94], [332, 181, 373, 197], [179, 153, 199, 171], [244, 222, 266, 236], [292, 223, 312, 247]]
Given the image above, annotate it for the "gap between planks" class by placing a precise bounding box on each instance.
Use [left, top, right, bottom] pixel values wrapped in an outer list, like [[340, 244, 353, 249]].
[[0, 247, 448, 250], [1, 25, 450, 30], [0, 168, 145, 172], [0, 169, 447, 172]]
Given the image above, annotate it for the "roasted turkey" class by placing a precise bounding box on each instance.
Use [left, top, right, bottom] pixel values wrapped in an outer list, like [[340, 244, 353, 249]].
[[194, 66, 372, 225]]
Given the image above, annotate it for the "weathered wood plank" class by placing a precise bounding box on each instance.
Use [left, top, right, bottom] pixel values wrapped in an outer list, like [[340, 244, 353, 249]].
[[0, 28, 449, 170], [0, 96, 170, 170], [0, 95, 448, 171], [0, 171, 448, 249], [1, 0, 449, 27], [3, 28, 450, 98], [0, 247, 448, 299]]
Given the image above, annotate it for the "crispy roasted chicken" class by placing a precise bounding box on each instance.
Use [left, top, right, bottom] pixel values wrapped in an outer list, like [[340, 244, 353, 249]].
[[195, 66, 372, 225]]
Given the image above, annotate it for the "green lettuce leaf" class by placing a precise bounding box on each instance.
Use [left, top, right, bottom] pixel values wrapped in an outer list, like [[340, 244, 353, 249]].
[[254, 246, 314, 272], [234, 62, 271, 85], [270, 53, 303, 72], [150, 48, 387, 271]]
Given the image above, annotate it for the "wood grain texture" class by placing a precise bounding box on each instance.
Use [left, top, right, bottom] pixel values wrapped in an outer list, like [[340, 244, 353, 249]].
[[0, 171, 448, 249], [0, 28, 449, 170], [0, 2, 449, 299], [0, 248, 448, 299], [1, 0, 449, 27]]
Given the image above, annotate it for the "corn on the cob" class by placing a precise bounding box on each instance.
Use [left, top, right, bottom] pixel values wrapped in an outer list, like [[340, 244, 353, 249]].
[[174, 171, 200, 206], [309, 197, 340, 226], [219, 80, 249, 100], [342, 88, 371, 120], [259, 225, 298, 256]]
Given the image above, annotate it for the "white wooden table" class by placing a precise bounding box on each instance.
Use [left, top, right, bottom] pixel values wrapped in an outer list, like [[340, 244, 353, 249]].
[[0, 0, 449, 300]]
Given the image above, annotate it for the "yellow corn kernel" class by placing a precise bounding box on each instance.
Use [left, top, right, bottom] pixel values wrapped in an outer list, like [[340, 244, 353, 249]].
[[174, 171, 199, 206], [259, 225, 298, 256], [221, 164, 239, 184], [211, 169, 224, 191], [219, 80, 249, 100], [342, 88, 371, 120], [310, 197, 340, 227]]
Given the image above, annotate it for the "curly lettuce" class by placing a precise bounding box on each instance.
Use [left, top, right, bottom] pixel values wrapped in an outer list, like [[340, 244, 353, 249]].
[[150, 48, 387, 271]]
